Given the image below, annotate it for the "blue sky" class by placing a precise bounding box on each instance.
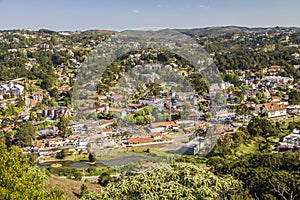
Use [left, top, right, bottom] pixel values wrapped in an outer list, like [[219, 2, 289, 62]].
[[0, 0, 300, 31]]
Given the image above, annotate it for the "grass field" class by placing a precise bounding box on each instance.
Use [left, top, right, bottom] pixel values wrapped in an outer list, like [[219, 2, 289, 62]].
[[235, 140, 258, 156]]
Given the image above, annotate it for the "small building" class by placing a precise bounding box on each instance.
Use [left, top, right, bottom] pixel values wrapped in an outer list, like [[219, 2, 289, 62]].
[[127, 133, 166, 145], [31, 90, 43, 102], [145, 121, 180, 134], [100, 128, 113, 136]]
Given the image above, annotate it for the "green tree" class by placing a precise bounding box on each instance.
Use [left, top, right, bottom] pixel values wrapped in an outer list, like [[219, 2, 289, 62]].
[[247, 117, 279, 138], [56, 149, 68, 159], [0, 138, 65, 199], [57, 117, 71, 138], [208, 152, 300, 200], [88, 152, 97, 162], [204, 112, 212, 120], [97, 171, 113, 187], [84, 163, 248, 200], [80, 184, 88, 198], [49, 87, 59, 100], [289, 90, 300, 105], [13, 121, 36, 147]]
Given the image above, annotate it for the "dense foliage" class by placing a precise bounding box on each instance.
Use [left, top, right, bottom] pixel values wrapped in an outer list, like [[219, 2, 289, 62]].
[[82, 163, 249, 200], [207, 152, 300, 200], [0, 138, 66, 199]]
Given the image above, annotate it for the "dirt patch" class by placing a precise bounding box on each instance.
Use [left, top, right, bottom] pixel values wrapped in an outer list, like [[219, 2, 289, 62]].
[[45, 175, 100, 200]]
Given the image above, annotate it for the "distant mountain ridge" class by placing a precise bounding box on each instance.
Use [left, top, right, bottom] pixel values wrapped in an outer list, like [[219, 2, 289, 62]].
[[174, 26, 300, 36], [2, 26, 300, 36]]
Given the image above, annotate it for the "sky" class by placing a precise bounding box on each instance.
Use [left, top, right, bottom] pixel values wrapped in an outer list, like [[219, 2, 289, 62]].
[[0, 0, 300, 31]]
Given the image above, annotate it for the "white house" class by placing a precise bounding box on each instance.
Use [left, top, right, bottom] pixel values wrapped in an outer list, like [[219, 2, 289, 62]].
[[255, 102, 287, 118], [0, 82, 24, 97]]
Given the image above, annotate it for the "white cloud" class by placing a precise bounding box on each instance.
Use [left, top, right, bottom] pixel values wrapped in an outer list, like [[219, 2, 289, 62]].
[[132, 9, 140, 14], [199, 4, 209, 9]]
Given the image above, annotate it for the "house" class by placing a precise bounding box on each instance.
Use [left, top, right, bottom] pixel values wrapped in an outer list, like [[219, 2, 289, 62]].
[[268, 65, 283, 75], [43, 107, 72, 119], [255, 102, 287, 118], [11, 83, 24, 97], [0, 82, 24, 97], [100, 128, 113, 136], [263, 76, 293, 84], [278, 129, 300, 151], [139, 98, 161, 105], [31, 90, 43, 102], [64, 135, 80, 146], [127, 133, 166, 145], [108, 107, 127, 118], [125, 104, 145, 114], [0, 85, 10, 96], [99, 119, 114, 129], [271, 96, 281, 102], [107, 94, 124, 102], [146, 121, 180, 133], [76, 140, 89, 151], [45, 138, 65, 147], [151, 121, 180, 129], [31, 140, 44, 150], [94, 104, 107, 113], [37, 127, 58, 139]]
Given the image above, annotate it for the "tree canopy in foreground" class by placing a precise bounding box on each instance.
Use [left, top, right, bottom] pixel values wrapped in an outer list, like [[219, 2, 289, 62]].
[[0, 138, 65, 200], [82, 163, 249, 200]]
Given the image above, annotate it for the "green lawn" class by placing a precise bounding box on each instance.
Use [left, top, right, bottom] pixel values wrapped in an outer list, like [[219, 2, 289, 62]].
[[235, 140, 257, 156], [95, 147, 177, 162], [281, 116, 300, 123]]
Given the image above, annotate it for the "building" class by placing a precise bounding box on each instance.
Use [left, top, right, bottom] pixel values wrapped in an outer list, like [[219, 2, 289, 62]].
[[182, 138, 205, 155], [31, 90, 43, 102], [43, 107, 72, 119], [145, 121, 180, 133], [0, 82, 24, 97], [255, 102, 287, 118], [127, 133, 166, 146], [100, 128, 113, 136]]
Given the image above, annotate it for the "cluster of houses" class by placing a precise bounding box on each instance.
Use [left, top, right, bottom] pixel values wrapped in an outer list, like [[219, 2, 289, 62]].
[[43, 107, 72, 120], [30, 132, 89, 157], [278, 129, 300, 151], [0, 82, 24, 99], [1, 29, 300, 160]]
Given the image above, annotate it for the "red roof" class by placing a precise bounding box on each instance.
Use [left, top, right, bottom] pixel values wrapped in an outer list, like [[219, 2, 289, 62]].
[[32, 140, 43, 148], [151, 121, 180, 128], [101, 128, 113, 133], [257, 102, 287, 112], [128, 137, 154, 143], [128, 135, 166, 144], [270, 65, 282, 70]]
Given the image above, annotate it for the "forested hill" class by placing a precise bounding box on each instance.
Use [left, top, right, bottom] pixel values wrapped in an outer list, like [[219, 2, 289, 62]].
[[176, 26, 300, 36]]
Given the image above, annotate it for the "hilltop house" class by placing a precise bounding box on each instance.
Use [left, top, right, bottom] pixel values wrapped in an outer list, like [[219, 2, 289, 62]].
[[255, 102, 287, 118]]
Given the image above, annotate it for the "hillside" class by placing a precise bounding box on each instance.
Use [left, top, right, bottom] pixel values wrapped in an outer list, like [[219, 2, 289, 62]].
[[45, 175, 100, 200], [176, 26, 300, 36]]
